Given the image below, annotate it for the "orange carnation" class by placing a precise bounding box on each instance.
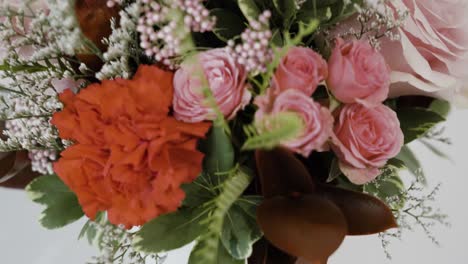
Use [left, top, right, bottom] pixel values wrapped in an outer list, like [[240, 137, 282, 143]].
[[52, 65, 211, 228]]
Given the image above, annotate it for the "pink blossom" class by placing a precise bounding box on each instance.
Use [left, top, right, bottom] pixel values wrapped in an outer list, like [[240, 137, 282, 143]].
[[380, 0, 468, 107], [274, 47, 328, 96], [255, 89, 334, 157], [327, 38, 390, 106], [332, 103, 404, 185], [173, 48, 251, 123]]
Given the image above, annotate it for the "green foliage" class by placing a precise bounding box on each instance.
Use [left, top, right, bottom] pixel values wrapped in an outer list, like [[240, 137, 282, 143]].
[[133, 208, 207, 253], [273, 0, 298, 27], [188, 169, 253, 264], [211, 9, 246, 42], [221, 196, 263, 259], [429, 99, 452, 118], [237, 0, 261, 21], [242, 112, 304, 151], [200, 125, 236, 175], [396, 107, 446, 144], [26, 175, 84, 229], [297, 0, 362, 25], [364, 159, 406, 210], [397, 145, 426, 184], [78, 212, 106, 247]]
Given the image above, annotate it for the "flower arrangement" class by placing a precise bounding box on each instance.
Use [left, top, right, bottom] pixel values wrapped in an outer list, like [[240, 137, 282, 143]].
[[0, 0, 460, 263]]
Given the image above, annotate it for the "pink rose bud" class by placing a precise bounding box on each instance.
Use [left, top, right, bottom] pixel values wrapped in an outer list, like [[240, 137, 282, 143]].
[[255, 89, 334, 157], [173, 48, 251, 123], [332, 103, 404, 185], [327, 38, 390, 106], [274, 46, 328, 96]]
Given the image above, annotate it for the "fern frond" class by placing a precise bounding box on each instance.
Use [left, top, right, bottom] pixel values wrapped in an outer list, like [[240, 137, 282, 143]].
[[242, 111, 304, 151]]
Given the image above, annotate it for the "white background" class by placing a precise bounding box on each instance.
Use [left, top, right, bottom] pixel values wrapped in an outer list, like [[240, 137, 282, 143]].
[[1, 109, 467, 264]]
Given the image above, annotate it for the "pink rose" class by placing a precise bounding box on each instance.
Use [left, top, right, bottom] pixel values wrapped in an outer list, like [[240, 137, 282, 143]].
[[274, 47, 328, 96], [173, 48, 251, 123], [327, 38, 390, 106], [255, 89, 334, 157], [380, 0, 468, 107], [332, 103, 404, 185]]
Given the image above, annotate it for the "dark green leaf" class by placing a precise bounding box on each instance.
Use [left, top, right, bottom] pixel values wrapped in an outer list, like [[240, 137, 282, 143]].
[[211, 9, 246, 42], [182, 174, 216, 208], [218, 242, 245, 264], [397, 145, 426, 183], [237, 0, 261, 21], [364, 161, 406, 209], [133, 208, 206, 253], [273, 0, 297, 26], [221, 198, 263, 259], [200, 125, 235, 174], [397, 107, 446, 143], [26, 175, 84, 229]]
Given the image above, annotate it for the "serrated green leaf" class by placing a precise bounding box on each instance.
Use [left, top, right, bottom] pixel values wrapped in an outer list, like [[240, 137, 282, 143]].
[[397, 107, 446, 144], [26, 175, 84, 229], [200, 125, 235, 175], [237, 0, 261, 21], [211, 9, 246, 42], [221, 198, 263, 260], [132, 208, 206, 253]]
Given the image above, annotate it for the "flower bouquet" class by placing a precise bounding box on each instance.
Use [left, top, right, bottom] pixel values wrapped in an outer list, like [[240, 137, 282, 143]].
[[0, 0, 461, 263]]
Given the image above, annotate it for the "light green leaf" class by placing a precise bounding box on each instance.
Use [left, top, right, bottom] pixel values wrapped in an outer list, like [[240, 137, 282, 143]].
[[221, 198, 263, 259], [211, 9, 246, 42], [218, 242, 246, 264], [237, 0, 261, 22], [26, 175, 84, 229], [327, 158, 342, 183], [132, 208, 206, 253], [397, 107, 446, 144], [429, 99, 451, 118]]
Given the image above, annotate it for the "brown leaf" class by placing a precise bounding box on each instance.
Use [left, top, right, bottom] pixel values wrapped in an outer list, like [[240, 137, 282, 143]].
[[255, 148, 315, 198], [257, 194, 347, 263], [318, 185, 398, 235], [74, 0, 120, 71], [0, 151, 39, 189], [248, 239, 297, 264]]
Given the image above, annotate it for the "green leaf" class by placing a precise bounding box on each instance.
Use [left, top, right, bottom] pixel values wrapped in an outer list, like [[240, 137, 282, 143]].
[[221, 198, 263, 259], [364, 160, 406, 209], [218, 242, 246, 264], [26, 175, 84, 229], [397, 107, 446, 144], [271, 29, 284, 47], [133, 208, 206, 253], [200, 125, 235, 174], [273, 0, 297, 26], [188, 169, 253, 264], [182, 173, 217, 208], [429, 99, 452, 118], [327, 158, 343, 183], [397, 145, 426, 183], [211, 9, 246, 42], [237, 0, 261, 21], [78, 212, 105, 246]]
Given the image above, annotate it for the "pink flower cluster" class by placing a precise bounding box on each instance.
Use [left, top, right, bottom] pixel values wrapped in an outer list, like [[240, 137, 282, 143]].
[[328, 39, 403, 184], [227, 11, 273, 73], [255, 47, 333, 157], [136, 0, 216, 69], [254, 40, 403, 184]]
